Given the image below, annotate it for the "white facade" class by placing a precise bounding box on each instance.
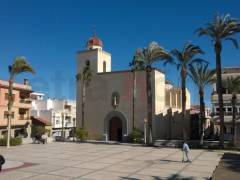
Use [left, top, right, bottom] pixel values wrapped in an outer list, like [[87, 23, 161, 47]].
[[211, 67, 240, 135], [31, 94, 76, 137]]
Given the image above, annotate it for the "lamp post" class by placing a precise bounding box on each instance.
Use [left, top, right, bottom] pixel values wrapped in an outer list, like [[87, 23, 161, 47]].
[[144, 118, 148, 145], [61, 112, 66, 141], [73, 118, 76, 142]]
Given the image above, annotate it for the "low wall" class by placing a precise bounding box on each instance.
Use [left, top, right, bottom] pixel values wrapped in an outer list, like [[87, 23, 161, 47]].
[[154, 109, 191, 140]]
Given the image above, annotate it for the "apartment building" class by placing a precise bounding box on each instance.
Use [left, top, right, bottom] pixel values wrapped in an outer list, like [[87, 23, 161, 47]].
[[31, 93, 76, 138], [0, 79, 32, 138], [211, 67, 240, 137]]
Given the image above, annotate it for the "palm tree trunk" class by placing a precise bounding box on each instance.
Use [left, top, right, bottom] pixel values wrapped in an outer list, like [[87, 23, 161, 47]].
[[232, 94, 237, 146], [181, 68, 187, 141], [199, 88, 205, 145], [146, 66, 153, 145], [215, 41, 224, 148], [82, 81, 86, 128], [7, 79, 14, 148], [132, 70, 136, 130]]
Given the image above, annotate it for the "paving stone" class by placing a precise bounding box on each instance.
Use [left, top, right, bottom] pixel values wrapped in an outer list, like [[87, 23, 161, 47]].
[[24, 174, 71, 180], [49, 167, 94, 177], [73, 162, 112, 170], [81, 170, 130, 180], [0, 142, 223, 180], [18, 164, 64, 173], [0, 171, 37, 180]]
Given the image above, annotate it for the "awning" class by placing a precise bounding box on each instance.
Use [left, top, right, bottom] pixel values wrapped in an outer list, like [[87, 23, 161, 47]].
[[31, 116, 52, 126]]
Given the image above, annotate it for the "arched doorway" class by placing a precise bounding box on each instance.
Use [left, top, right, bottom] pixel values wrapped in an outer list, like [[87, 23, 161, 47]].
[[109, 117, 122, 141], [104, 111, 128, 142]]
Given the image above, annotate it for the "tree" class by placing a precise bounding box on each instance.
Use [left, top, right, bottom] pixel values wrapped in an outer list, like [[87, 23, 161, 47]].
[[196, 14, 240, 148], [166, 42, 205, 140], [7, 57, 35, 148], [76, 64, 93, 128], [222, 76, 240, 146], [188, 63, 215, 145], [134, 41, 172, 145], [129, 54, 144, 130]]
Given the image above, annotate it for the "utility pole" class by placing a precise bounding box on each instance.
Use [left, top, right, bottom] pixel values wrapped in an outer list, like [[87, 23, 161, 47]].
[[61, 112, 65, 141]]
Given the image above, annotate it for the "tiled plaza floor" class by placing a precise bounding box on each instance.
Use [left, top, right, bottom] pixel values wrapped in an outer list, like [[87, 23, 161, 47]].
[[0, 142, 223, 180]]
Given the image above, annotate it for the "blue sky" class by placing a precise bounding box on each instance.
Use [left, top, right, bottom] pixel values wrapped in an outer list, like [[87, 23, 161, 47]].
[[0, 0, 240, 106]]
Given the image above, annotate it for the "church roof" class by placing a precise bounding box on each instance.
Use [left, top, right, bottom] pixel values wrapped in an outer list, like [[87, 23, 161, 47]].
[[86, 34, 103, 49]]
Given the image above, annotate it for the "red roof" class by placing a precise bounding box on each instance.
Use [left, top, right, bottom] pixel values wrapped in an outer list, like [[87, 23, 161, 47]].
[[86, 34, 103, 49], [31, 116, 52, 126]]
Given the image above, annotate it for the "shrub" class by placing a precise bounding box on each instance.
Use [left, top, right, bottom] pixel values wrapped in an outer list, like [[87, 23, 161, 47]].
[[76, 127, 88, 142], [128, 128, 143, 143], [0, 137, 22, 146], [31, 125, 45, 137]]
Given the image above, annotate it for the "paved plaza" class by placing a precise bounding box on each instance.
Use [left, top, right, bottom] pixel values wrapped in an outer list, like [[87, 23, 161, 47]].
[[0, 142, 223, 180]]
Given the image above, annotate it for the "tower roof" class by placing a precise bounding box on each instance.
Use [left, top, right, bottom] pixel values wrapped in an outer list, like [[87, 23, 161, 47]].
[[86, 34, 103, 49]]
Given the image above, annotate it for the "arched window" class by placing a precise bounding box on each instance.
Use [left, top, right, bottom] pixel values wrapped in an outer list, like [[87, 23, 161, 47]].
[[103, 61, 106, 72], [86, 60, 90, 66]]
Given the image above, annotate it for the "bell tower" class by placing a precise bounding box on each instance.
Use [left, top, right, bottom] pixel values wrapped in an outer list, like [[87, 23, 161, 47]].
[[77, 34, 111, 74]]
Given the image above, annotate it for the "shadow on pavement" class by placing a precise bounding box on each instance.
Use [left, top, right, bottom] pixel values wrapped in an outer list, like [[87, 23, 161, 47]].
[[212, 153, 240, 180]]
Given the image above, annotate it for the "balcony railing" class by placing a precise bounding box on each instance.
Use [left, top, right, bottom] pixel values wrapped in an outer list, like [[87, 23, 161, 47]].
[[211, 94, 240, 102], [19, 99, 32, 104], [19, 115, 30, 120], [212, 112, 240, 116]]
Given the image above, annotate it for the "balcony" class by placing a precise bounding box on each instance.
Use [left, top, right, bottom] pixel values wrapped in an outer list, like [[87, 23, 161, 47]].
[[19, 99, 32, 108], [19, 99, 32, 104], [211, 94, 240, 104], [19, 114, 30, 120], [212, 112, 240, 117]]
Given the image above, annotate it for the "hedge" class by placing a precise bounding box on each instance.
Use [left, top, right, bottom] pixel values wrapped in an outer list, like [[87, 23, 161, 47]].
[[0, 137, 22, 146]]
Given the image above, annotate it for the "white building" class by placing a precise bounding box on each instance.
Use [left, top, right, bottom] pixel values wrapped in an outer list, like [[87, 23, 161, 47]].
[[31, 93, 76, 138], [211, 67, 240, 138]]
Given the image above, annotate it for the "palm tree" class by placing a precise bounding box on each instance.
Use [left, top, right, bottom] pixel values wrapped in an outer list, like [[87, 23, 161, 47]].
[[196, 14, 240, 148], [222, 76, 240, 146], [129, 54, 144, 130], [188, 63, 215, 145], [7, 57, 35, 148], [76, 64, 93, 128], [134, 41, 172, 145], [166, 42, 205, 140]]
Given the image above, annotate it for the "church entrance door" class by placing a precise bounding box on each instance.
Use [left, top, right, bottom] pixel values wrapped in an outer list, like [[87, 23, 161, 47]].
[[109, 117, 122, 141]]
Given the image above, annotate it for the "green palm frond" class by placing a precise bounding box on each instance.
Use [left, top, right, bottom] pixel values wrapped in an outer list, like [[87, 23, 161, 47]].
[[10, 57, 35, 78], [132, 41, 172, 69], [196, 14, 240, 47], [130, 49, 145, 70], [188, 63, 215, 89], [222, 76, 240, 94], [170, 42, 206, 70], [76, 73, 81, 81], [76, 65, 93, 84]]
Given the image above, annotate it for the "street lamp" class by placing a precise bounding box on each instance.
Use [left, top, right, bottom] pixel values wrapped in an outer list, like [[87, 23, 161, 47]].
[[61, 111, 67, 141], [73, 118, 76, 142], [144, 118, 148, 145]]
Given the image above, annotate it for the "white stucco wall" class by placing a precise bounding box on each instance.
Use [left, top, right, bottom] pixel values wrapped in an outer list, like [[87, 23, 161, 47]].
[[97, 50, 111, 73], [154, 70, 166, 114], [77, 49, 111, 75]]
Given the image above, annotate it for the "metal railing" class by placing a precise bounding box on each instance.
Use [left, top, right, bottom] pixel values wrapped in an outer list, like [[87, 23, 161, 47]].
[[19, 99, 32, 104], [212, 112, 240, 116]]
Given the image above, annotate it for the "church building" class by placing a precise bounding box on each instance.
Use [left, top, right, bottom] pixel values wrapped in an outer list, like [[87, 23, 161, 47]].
[[76, 34, 191, 141]]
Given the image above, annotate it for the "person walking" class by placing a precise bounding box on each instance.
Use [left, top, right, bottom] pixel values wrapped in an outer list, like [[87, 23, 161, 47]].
[[0, 154, 5, 172], [182, 141, 191, 163], [41, 132, 48, 144]]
